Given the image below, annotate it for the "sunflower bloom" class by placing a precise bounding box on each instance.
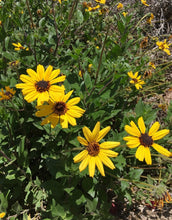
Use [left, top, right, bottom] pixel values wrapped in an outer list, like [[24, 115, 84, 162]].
[[0, 212, 5, 218], [122, 12, 128, 17], [95, 0, 106, 4], [73, 122, 120, 177], [141, 0, 149, 6], [16, 64, 66, 105], [35, 90, 85, 128], [117, 3, 123, 10], [0, 86, 16, 101], [123, 117, 171, 165], [127, 71, 145, 90], [156, 39, 171, 55], [12, 42, 29, 51]]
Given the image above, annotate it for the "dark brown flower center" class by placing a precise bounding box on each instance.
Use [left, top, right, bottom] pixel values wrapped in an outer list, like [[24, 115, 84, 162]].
[[35, 80, 50, 93], [133, 78, 139, 83], [87, 142, 100, 156], [5, 91, 13, 97], [139, 133, 153, 147], [53, 102, 67, 115]]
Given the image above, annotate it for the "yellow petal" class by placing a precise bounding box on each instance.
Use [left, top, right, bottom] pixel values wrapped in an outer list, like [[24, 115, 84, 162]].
[[20, 74, 36, 83], [95, 156, 105, 176], [152, 129, 169, 140], [125, 124, 140, 137], [60, 115, 68, 128], [148, 121, 160, 136], [63, 90, 73, 102], [138, 117, 146, 133], [77, 136, 88, 146], [67, 97, 80, 107], [73, 150, 88, 163], [89, 156, 96, 177], [152, 143, 171, 157], [65, 113, 76, 126], [49, 69, 61, 81], [0, 212, 6, 218], [67, 106, 85, 118], [92, 122, 100, 142], [50, 75, 66, 84], [83, 126, 93, 143], [100, 141, 120, 149], [135, 145, 145, 161], [44, 65, 53, 81], [127, 71, 134, 78], [27, 68, 39, 81], [24, 91, 38, 103], [123, 136, 139, 141], [99, 152, 115, 170], [79, 155, 90, 172], [100, 149, 118, 157], [97, 126, 111, 142], [35, 105, 53, 117], [37, 64, 45, 80], [49, 114, 59, 128], [144, 147, 152, 165]]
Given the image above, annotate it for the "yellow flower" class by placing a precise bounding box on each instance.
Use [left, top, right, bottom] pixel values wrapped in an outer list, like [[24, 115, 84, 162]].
[[12, 42, 29, 51], [147, 13, 154, 24], [123, 117, 171, 165], [149, 62, 156, 69], [95, 0, 106, 4], [96, 46, 99, 49], [73, 122, 120, 177], [122, 12, 128, 17], [127, 71, 145, 90], [9, 60, 19, 67], [0, 21, 2, 26], [141, 0, 150, 6], [35, 90, 85, 128], [87, 5, 100, 12], [88, 64, 93, 73], [0, 86, 16, 101], [16, 64, 66, 106], [117, 3, 123, 10], [0, 212, 5, 218], [156, 39, 171, 55]]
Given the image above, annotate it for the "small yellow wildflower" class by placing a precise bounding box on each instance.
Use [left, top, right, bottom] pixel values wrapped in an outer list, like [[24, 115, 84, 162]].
[[147, 13, 154, 24], [12, 42, 29, 51], [149, 62, 156, 69], [86, 5, 100, 12], [0, 21, 2, 26], [156, 39, 171, 55], [73, 122, 120, 177], [0, 212, 5, 218], [0, 86, 16, 101], [78, 70, 83, 77], [95, 0, 106, 4], [88, 64, 93, 73], [141, 0, 150, 6], [122, 12, 128, 17], [127, 71, 145, 90], [117, 3, 123, 10], [96, 46, 99, 49], [9, 60, 19, 67]]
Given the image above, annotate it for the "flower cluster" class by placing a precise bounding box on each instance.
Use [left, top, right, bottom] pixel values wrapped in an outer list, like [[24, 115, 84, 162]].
[[16, 64, 85, 129]]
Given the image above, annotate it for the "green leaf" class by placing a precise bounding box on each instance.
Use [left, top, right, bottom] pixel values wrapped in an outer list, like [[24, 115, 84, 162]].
[[84, 72, 92, 89], [129, 168, 143, 180], [76, 10, 84, 24]]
